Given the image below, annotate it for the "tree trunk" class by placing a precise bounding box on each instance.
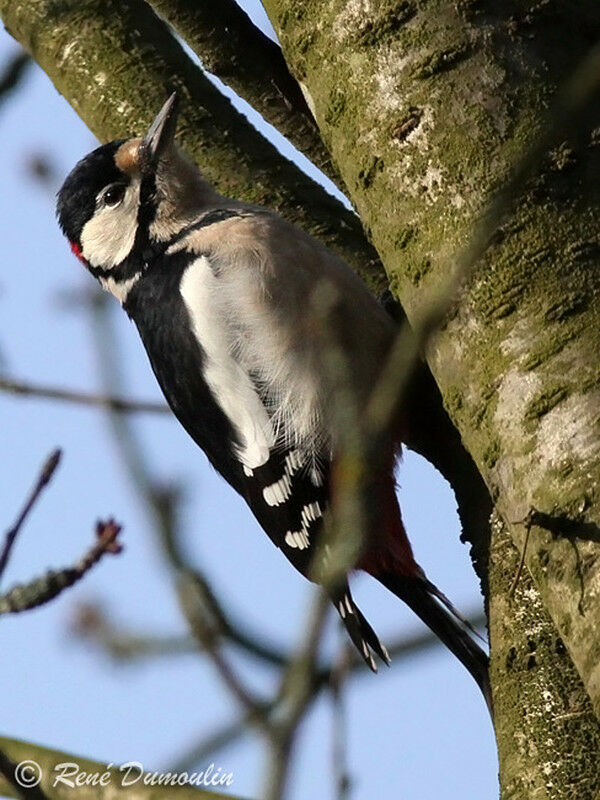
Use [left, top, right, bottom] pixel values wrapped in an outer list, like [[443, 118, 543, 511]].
[[489, 514, 600, 798]]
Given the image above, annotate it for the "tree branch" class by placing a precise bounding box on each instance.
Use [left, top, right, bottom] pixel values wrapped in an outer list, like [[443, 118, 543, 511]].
[[262, 590, 330, 800], [0, 49, 30, 108], [0, 736, 241, 800], [0, 377, 167, 415], [0, 520, 123, 616], [0, 449, 61, 580], [265, 0, 600, 717], [147, 0, 341, 187]]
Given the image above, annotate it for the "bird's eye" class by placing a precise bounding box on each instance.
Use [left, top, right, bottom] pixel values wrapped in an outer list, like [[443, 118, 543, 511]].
[[102, 184, 126, 208]]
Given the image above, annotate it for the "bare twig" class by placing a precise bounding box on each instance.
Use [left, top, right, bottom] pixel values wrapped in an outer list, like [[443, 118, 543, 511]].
[[0, 376, 167, 415], [0, 50, 31, 107], [263, 590, 330, 800], [330, 651, 352, 800], [179, 566, 289, 667], [0, 449, 61, 581], [71, 602, 200, 660], [178, 571, 268, 720], [167, 713, 260, 773], [0, 519, 123, 615]]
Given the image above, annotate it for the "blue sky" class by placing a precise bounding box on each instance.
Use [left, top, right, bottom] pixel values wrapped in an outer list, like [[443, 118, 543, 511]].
[[0, 3, 498, 798]]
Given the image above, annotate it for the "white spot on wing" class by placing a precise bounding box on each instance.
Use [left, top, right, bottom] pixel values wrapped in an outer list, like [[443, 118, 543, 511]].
[[294, 531, 309, 549], [180, 257, 275, 470], [284, 450, 303, 476], [285, 530, 310, 550], [300, 501, 322, 528], [310, 467, 324, 487], [263, 474, 292, 506]]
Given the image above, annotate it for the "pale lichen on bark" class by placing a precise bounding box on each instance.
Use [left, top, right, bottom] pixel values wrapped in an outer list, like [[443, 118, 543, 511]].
[[490, 515, 600, 799]]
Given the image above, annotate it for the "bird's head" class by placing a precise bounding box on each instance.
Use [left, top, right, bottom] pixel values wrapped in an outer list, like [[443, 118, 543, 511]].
[[56, 93, 217, 298]]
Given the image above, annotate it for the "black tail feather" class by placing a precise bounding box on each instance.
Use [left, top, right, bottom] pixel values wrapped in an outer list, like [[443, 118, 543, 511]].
[[332, 585, 390, 672], [377, 573, 493, 716]]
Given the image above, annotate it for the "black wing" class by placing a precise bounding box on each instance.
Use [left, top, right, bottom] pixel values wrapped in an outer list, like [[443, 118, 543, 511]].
[[236, 447, 389, 671]]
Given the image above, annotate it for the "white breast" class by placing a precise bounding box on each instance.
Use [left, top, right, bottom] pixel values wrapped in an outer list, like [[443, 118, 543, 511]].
[[180, 256, 275, 470]]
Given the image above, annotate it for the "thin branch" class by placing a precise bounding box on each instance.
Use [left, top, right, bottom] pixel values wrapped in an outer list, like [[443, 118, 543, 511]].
[[177, 570, 268, 720], [164, 610, 485, 777], [263, 590, 330, 800], [71, 602, 200, 661], [167, 715, 257, 774], [0, 377, 168, 415], [147, 0, 341, 187], [178, 566, 289, 667], [0, 519, 123, 615], [0, 449, 61, 581], [0, 49, 30, 108], [330, 652, 352, 800], [70, 590, 485, 677]]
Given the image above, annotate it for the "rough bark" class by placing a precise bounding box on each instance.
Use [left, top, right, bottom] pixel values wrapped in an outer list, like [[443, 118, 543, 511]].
[[489, 514, 600, 799], [262, 0, 600, 723]]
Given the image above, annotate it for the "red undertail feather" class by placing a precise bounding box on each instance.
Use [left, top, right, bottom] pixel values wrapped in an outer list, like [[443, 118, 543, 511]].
[[359, 474, 493, 714]]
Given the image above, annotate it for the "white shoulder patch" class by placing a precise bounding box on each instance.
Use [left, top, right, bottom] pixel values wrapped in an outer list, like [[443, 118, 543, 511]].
[[180, 256, 275, 470]]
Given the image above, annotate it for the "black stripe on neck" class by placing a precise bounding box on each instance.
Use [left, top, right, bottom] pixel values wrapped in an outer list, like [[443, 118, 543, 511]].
[[168, 209, 243, 248]]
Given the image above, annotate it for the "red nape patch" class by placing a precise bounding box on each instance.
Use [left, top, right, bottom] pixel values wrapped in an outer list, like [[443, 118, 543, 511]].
[[70, 241, 87, 266]]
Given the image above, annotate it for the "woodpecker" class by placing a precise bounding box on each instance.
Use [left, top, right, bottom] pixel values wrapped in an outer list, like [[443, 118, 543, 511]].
[[57, 94, 491, 710]]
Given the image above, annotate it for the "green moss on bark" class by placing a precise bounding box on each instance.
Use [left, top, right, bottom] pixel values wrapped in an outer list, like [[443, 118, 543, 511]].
[[490, 516, 600, 800]]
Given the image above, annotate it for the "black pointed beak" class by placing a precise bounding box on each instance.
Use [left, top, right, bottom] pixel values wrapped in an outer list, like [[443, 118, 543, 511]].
[[140, 92, 179, 172]]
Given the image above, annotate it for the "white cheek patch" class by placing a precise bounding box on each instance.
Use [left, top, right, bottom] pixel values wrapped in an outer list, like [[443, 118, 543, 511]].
[[180, 256, 275, 471], [80, 179, 141, 268]]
